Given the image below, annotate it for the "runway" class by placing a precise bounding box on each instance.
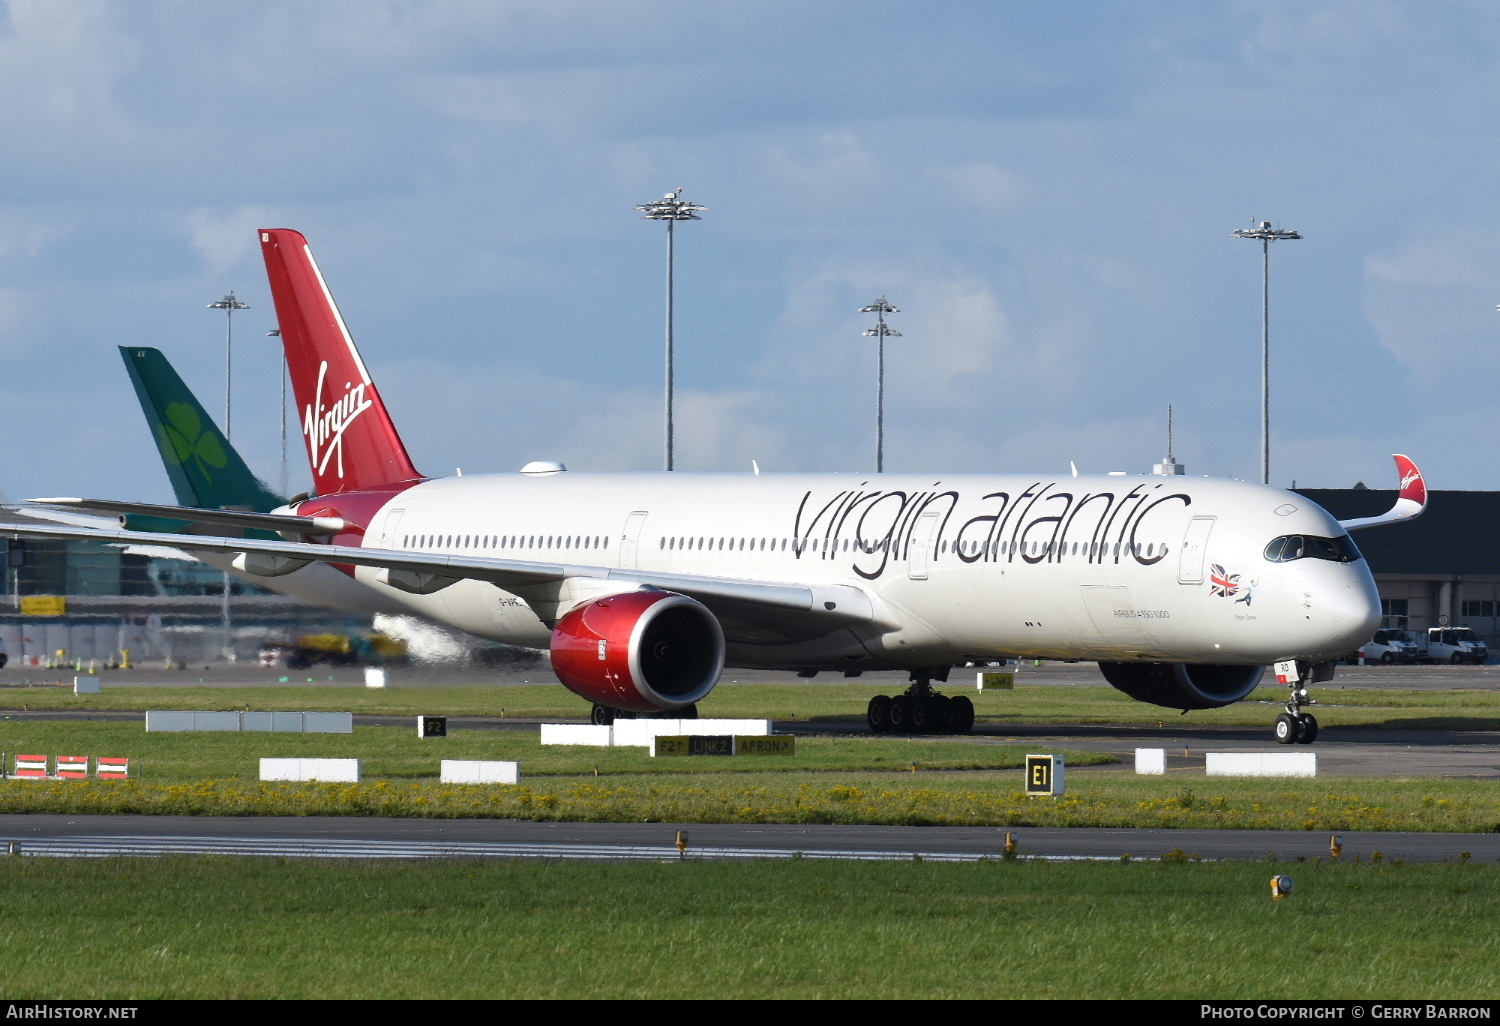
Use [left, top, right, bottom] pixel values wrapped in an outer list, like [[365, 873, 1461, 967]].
[[0, 815, 1494, 862]]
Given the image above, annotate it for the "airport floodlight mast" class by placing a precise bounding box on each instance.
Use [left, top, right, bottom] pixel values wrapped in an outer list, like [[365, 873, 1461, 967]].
[[207, 291, 250, 442], [207, 291, 248, 663], [861, 297, 900, 473], [636, 188, 707, 471], [1231, 220, 1301, 485], [268, 328, 287, 497]]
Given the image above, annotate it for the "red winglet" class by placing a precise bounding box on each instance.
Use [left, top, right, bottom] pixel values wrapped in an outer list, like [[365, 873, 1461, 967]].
[[1339, 454, 1428, 531], [1394, 453, 1426, 508], [258, 229, 423, 496]]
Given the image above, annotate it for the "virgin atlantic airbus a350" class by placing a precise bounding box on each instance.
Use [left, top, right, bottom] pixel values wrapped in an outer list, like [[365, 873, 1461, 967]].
[[20, 229, 1426, 743]]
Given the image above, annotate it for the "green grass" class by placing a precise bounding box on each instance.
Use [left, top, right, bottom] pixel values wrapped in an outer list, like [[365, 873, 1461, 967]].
[[3, 771, 1499, 830], [0, 721, 1109, 780], [6, 681, 1500, 731], [0, 856, 1495, 998], [1, 721, 1500, 829]]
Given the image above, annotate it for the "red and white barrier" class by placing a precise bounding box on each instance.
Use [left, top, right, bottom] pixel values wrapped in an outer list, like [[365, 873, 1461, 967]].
[[95, 758, 129, 781], [13, 755, 48, 779], [55, 756, 88, 780], [7, 755, 133, 780]]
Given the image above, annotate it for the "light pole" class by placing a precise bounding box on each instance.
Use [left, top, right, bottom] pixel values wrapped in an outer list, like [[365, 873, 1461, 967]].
[[861, 297, 900, 473], [268, 329, 287, 498], [207, 291, 248, 662], [636, 189, 707, 471], [208, 291, 250, 442], [1231, 221, 1301, 484]]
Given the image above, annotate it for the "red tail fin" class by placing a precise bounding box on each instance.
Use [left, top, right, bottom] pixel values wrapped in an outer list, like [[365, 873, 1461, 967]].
[[259, 229, 422, 495]]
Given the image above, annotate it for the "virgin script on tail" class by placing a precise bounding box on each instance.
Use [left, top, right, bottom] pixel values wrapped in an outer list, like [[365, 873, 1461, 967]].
[[304, 359, 375, 481]]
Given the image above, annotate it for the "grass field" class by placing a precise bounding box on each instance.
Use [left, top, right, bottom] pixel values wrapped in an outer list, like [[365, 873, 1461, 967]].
[[5, 681, 1500, 731], [0, 721, 1112, 780], [1, 684, 1497, 828], [3, 770, 1499, 831], [0, 856, 1494, 999]]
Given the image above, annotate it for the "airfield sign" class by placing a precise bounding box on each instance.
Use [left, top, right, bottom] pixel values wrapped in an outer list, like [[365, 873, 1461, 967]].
[[1025, 754, 1065, 797]]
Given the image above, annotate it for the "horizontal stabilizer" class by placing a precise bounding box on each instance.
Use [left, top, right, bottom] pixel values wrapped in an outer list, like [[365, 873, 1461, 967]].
[[1338, 454, 1427, 531], [28, 498, 346, 537]]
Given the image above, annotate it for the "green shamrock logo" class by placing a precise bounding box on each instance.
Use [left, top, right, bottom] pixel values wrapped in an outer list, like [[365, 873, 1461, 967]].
[[156, 402, 228, 482]]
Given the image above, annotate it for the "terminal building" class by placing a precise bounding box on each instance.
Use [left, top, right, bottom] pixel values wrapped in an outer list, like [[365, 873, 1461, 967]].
[[0, 532, 364, 668]]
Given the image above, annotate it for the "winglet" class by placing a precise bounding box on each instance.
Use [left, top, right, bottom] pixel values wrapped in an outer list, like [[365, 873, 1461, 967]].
[[1339, 454, 1427, 531]]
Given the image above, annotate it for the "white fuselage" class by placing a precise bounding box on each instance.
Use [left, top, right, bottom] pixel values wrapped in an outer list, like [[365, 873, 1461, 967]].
[[330, 470, 1379, 671]]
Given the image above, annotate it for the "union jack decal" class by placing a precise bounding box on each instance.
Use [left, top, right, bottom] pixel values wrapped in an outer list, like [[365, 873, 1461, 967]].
[[1208, 563, 1240, 598]]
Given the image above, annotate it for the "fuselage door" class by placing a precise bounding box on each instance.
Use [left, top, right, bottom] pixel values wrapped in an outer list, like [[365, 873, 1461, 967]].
[[380, 509, 405, 548], [1178, 516, 1216, 584], [908, 511, 940, 581], [620, 511, 648, 569]]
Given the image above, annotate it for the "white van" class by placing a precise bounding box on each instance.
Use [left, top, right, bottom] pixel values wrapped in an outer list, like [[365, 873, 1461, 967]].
[[1425, 627, 1488, 665], [1364, 628, 1421, 664]]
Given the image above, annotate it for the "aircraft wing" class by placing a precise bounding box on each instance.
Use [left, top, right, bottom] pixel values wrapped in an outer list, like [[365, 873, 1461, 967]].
[[29, 498, 347, 537], [1338, 454, 1427, 531], [1, 519, 887, 633]]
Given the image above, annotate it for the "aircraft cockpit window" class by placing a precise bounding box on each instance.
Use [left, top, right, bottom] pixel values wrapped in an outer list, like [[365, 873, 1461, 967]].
[[1264, 533, 1362, 563]]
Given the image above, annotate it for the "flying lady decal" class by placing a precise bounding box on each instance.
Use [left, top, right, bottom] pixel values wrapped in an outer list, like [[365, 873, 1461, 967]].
[[1235, 578, 1258, 605], [1208, 563, 1241, 598]]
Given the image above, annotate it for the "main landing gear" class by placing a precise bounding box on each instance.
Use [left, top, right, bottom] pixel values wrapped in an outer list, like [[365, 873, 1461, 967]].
[[1271, 660, 1329, 745], [590, 704, 698, 725], [866, 668, 974, 735]]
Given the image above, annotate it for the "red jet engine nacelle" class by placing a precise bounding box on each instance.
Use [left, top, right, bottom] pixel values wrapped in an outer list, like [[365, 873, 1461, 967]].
[[550, 590, 724, 713]]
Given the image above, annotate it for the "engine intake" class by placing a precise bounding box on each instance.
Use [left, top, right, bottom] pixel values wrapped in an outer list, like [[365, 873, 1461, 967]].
[[550, 590, 724, 713], [1097, 662, 1264, 711]]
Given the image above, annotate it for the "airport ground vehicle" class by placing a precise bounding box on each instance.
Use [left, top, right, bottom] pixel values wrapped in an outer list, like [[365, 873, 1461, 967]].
[[1424, 627, 1488, 664], [13, 229, 1430, 743], [1364, 628, 1422, 664], [260, 631, 408, 669]]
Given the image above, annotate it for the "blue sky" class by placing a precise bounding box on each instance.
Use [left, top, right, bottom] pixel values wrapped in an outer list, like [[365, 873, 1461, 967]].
[[2, 0, 1500, 502]]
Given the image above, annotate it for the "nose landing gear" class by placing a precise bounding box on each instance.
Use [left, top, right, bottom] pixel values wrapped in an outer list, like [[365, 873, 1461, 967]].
[[1271, 659, 1328, 745], [866, 668, 975, 735]]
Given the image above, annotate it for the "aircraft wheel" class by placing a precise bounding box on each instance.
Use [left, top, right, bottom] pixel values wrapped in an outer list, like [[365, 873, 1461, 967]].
[[1274, 713, 1298, 745], [590, 704, 616, 726], [1295, 714, 1319, 744], [679, 704, 698, 720], [867, 695, 892, 733], [909, 697, 931, 733], [929, 695, 953, 732], [889, 695, 912, 733], [949, 695, 975, 734]]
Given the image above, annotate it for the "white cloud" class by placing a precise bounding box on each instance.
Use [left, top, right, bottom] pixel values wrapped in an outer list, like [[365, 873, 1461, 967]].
[[929, 162, 1030, 218], [184, 207, 281, 277], [0, 288, 37, 357], [1364, 228, 1500, 374]]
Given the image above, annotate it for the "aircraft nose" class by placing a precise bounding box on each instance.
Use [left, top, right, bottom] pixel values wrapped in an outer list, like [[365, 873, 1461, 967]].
[[1305, 566, 1381, 658]]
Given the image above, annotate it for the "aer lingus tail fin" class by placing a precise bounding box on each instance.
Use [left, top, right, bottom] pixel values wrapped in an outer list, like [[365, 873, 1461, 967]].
[[119, 346, 285, 513]]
